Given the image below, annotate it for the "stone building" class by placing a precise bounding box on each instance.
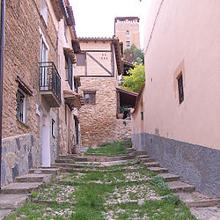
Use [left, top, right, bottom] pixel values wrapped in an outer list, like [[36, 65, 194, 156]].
[[114, 17, 140, 49], [1, 0, 81, 186], [132, 0, 220, 197], [75, 37, 131, 147]]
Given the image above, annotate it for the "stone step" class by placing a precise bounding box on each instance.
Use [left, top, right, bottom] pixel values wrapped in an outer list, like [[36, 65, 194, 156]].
[[144, 162, 160, 167], [176, 192, 220, 208], [148, 166, 168, 173], [140, 158, 155, 163], [190, 206, 220, 220], [15, 173, 53, 183], [53, 163, 104, 169], [29, 168, 60, 175], [59, 166, 141, 173], [0, 194, 28, 209], [157, 173, 180, 182], [135, 151, 148, 156], [137, 155, 149, 159], [55, 159, 102, 165], [0, 209, 12, 220], [167, 181, 195, 193], [53, 160, 136, 169], [58, 155, 88, 162], [127, 148, 135, 154], [1, 182, 42, 194]]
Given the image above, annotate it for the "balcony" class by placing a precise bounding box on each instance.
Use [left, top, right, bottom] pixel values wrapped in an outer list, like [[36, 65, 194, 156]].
[[39, 62, 61, 107]]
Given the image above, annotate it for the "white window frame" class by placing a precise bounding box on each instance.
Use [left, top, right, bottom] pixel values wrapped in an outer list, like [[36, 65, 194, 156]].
[[16, 88, 27, 124], [39, 29, 49, 89], [40, 0, 48, 25]]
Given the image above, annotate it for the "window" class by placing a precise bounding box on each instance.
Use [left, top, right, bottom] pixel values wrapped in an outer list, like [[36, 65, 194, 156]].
[[65, 55, 73, 89], [141, 112, 144, 121], [177, 72, 184, 104], [84, 91, 96, 105], [40, 36, 48, 89], [76, 53, 86, 66], [52, 119, 56, 138], [16, 89, 26, 124], [40, 0, 48, 24], [126, 41, 131, 48], [40, 38, 48, 63]]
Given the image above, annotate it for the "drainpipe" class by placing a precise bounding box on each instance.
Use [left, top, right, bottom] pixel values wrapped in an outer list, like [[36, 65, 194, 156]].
[[0, 0, 5, 189]]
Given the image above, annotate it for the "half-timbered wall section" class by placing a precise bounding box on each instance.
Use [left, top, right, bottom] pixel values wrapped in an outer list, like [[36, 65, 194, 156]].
[[75, 38, 131, 147]]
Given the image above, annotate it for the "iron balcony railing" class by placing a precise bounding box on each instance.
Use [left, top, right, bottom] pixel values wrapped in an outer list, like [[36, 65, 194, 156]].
[[39, 62, 61, 104]]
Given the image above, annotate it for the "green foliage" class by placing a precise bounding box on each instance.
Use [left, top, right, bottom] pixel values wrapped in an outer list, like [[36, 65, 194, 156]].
[[149, 176, 171, 196], [122, 64, 145, 93], [86, 140, 129, 156], [124, 44, 144, 64]]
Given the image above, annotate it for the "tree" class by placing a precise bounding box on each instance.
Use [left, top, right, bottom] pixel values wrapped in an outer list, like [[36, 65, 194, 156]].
[[122, 64, 145, 93], [123, 44, 144, 64]]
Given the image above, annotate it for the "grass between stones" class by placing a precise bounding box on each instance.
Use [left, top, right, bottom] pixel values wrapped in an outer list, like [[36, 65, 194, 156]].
[[5, 163, 196, 220], [85, 140, 131, 156]]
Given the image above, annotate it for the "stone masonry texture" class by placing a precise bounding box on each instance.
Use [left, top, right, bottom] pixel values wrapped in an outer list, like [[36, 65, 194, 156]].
[[79, 77, 131, 147], [132, 133, 220, 197], [2, 0, 60, 185], [1, 133, 40, 186]]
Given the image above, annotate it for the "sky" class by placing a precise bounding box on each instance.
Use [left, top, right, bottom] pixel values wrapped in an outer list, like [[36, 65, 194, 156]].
[[69, 0, 149, 48]]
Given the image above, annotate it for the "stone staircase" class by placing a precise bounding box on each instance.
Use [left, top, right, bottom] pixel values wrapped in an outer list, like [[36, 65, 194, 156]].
[[56, 152, 220, 217], [137, 154, 220, 220], [52, 153, 138, 173], [0, 167, 59, 220], [1, 150, 220, 220]]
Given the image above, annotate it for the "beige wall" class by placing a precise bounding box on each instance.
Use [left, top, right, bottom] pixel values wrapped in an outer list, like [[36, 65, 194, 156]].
[[135, 0, 220, 150], [132, 95, 144, 136]]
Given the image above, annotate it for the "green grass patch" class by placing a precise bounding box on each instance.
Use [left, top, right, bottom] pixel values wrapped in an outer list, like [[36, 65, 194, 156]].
[[149, 176, 171, 196], [72, 183, 114, 220], [86, 140, 129, 156], [6, 202, 44, 220], [113, 200, 196, 220]]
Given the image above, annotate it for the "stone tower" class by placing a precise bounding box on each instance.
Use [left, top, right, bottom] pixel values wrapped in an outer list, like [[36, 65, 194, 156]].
[[114, 16, 140, 49]]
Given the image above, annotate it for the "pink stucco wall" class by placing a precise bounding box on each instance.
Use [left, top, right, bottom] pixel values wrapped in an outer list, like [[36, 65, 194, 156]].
[[133, 0, 220, 150]]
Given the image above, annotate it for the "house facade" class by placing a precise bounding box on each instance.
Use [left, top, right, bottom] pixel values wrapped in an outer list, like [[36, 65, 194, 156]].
[[1, 0, 81, 186], [75, 37, 131, 147], [132, 0, 220, 196]]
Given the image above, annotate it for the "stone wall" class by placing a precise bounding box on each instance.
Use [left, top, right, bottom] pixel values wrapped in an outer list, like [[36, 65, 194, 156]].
[[3, 0, 40, 139], [1, 133, 40, 186], [2, 0, 61, 181], [79, 77, 131, 147], [132, 133, 220, 197]]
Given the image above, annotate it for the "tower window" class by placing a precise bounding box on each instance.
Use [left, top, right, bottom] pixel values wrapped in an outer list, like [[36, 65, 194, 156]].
[[177, 72, 184, 104], [126, 30, 130, 36], [126, 41, 131, 48]]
